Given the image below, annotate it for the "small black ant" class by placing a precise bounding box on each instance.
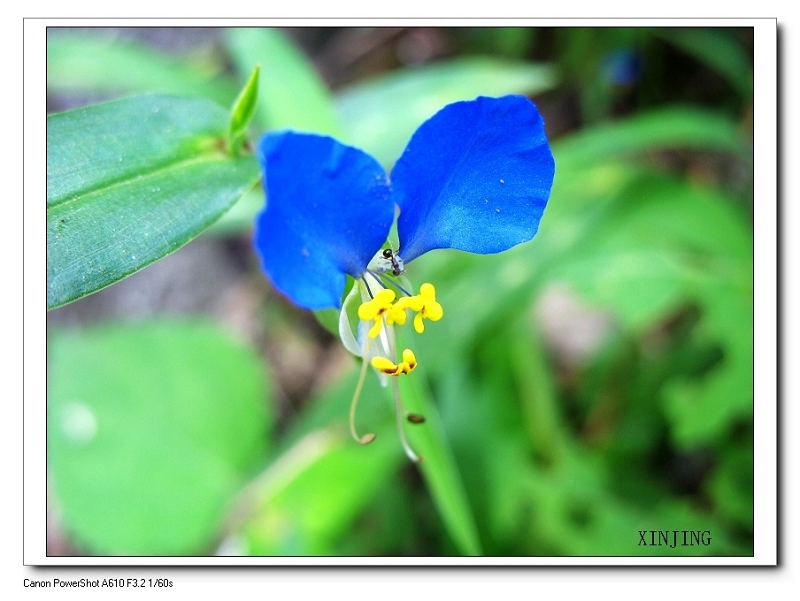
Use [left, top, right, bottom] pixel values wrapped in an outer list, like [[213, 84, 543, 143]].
[[382, 248, 405, 276]]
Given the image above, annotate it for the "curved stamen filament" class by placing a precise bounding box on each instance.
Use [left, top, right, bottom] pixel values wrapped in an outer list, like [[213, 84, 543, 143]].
[[348, 337, 376, 445]]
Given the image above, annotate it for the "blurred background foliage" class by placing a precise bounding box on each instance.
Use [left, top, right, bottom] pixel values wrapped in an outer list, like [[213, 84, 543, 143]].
[[46, 26, 754, 557]]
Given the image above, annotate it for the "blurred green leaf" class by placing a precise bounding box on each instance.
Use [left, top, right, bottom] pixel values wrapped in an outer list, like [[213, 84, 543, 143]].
[[228, 364, 405, 555], [224, 28, 343, 136], [545, 171, 752, 332], [398, 370, 483, 555], [335, 57, 558, 166], [706, 441, 753, 530], [234, 429, 401, 555], [553, 106, 749, 171], [48, 319, 272, 555], [46, 33, 238, 107], [548, 249, 689, 331], [509, 324, 567, 463], [431, 344, 537, 554], [595, 175, 752, 261], [47, 95, 260, 309], [662, 279, 753, 447]]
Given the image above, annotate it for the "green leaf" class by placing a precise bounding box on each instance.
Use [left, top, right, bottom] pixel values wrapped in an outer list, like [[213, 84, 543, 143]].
[[228, 64, 261, 152], [548, 249, 690, 331], [47, 95, 260, 309], [398, 362, 483, 555], [234, 429, 402, 555], [543, 171, 752, 331], [47, 319, 272, 555], [335, 57, 558, 166], [47, 33, 239, 107], [225, 362, 405, 555], [553, 106, 749, 171], [662, 278, 753, 447], [223, 28, 343, 136]]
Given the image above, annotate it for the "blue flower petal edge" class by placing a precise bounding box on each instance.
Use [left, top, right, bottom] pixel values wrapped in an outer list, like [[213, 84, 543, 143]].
[[253, 132, 393, 310], [392, 95, 555, 263]]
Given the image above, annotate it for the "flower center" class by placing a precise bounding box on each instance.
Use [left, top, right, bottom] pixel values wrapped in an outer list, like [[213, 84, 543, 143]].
[[346, 271, 444, 462]]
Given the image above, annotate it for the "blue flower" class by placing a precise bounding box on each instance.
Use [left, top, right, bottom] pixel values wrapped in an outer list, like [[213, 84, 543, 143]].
[[253, 94, 555, 460], [255, 95, 554, 310]]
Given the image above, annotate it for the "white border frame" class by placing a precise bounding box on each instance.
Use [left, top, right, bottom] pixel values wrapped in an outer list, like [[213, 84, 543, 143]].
[[24, 17, 777, 568]]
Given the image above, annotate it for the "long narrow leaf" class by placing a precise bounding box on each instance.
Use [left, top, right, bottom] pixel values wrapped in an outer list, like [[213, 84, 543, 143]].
[[47, 95, 260, 309], [399, 366, 483, 555], [553, 106, 749, 170]]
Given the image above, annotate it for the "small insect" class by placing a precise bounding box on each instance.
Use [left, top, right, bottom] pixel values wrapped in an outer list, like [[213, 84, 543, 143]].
[[382, 248, 405, 276]]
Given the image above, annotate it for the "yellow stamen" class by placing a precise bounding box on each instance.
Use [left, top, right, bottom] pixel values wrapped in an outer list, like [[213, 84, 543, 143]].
[[401, 348, 417, 371], [358, 288, 396, 338], [370, 348, 418, 376], [410, 283, 443, 333]]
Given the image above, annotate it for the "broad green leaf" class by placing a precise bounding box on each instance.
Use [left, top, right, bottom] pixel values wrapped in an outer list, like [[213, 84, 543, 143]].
[[207, 186, 265, 235], [47, 319, 272, 555], [335, 57, 558, 166], [47, 33, 239, 107], [223, 28, 343, 136], [47, 95, 260, 309], [553, 106, 749, 170]]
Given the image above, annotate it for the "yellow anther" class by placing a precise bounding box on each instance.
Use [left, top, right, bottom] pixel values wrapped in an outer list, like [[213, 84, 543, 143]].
[[386, 297, 409, 327], [401, 348, 417, 371], [358, 288, 396, 338], [411, 283, 444, 333], [370, 348, 418, 376], [371, 356, 399, 374]]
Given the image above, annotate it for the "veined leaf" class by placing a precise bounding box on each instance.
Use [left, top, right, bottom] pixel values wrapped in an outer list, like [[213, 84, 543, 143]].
[[47, 95, 260, 309]]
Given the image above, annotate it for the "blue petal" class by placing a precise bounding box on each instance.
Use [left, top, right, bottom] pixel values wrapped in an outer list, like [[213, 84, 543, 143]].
[[392, 95, 555, 263], [253, 132, 393, 310]]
